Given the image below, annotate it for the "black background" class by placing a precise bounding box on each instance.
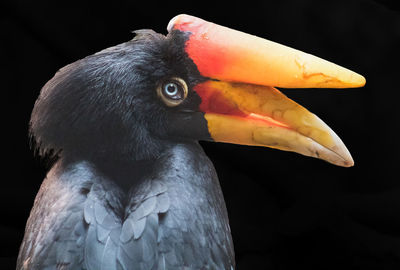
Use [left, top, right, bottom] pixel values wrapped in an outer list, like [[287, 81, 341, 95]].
[[2, 0, 400, 269]]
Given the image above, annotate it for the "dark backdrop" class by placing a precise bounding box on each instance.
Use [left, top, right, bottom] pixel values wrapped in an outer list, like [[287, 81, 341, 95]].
[[2, 0, 400, 269]]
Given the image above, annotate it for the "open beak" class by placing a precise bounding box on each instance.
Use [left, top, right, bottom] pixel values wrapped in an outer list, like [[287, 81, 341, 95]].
[[168, 14, 365, 167]]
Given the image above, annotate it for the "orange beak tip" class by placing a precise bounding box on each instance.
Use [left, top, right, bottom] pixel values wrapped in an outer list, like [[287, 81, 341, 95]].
[[357, 74, 366, 87]]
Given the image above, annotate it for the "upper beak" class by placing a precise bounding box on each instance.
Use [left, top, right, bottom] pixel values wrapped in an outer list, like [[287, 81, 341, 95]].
[[168, 14, 366, 167]]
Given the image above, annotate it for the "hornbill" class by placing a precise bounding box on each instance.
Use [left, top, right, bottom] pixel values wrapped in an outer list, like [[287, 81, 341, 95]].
[[18, 15, 365, 270]]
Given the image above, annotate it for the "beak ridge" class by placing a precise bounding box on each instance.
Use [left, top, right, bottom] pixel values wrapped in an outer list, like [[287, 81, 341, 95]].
[[168, 14, 365, 89]]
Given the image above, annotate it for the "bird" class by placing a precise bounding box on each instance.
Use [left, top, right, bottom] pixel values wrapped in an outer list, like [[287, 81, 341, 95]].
[[17, 14, 365, 270]]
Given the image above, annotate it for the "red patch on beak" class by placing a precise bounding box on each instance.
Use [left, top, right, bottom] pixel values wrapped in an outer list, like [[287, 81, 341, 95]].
[[194, 82, 246, 117]]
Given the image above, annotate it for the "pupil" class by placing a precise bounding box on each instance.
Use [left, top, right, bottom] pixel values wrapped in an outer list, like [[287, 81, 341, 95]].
[[165, 83, 179, 96], [167, 84, 176, 94]]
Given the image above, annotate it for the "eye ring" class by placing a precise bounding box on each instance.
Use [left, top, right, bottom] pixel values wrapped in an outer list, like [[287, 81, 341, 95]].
[[157, 77, 188, 107]]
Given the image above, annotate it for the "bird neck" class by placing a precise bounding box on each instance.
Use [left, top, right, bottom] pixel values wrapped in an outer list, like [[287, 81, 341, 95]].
[[92, 157, 157, 190], [61, 139, 195, 190]]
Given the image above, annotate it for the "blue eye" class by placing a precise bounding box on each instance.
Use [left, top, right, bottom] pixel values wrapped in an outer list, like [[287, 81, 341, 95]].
[[163, 82, 180, 99], [158, 78, 188, 106]]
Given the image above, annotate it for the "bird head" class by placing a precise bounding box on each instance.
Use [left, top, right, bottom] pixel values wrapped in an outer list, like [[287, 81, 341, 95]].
[[30, 14, 364, 166]]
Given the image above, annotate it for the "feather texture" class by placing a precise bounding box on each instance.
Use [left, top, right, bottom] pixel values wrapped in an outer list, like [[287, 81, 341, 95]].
[[17, 143, 234, 270]]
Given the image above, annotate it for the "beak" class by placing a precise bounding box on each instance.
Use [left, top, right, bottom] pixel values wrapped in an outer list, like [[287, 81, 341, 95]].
[[168, 14, 366, 167]]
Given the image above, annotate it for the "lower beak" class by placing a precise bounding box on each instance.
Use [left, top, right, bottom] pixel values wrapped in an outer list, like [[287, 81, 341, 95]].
[[195, 81, 354, 167]]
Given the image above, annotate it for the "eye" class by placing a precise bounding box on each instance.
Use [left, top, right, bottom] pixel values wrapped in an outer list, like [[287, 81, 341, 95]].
[[158, 77, 188, 107]]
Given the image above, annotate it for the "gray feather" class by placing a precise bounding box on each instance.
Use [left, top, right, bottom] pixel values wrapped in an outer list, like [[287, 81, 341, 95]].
[[120, 219, 135, 243], [156, 192, 170, 214], [132, 218, 147, 240], [100, 237, 118, 270], [97, 224, 111, 243], [94, 202, 108, 224]]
